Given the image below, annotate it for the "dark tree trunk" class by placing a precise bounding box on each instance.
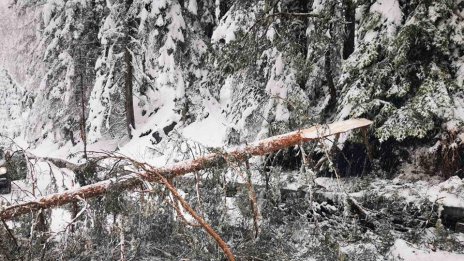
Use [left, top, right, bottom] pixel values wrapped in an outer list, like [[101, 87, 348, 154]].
[[324, 2, 337, 109], [79, 48, 88, 158], [124, 48, 135, 137], [219, 0, 229, 19], [343, 0, 356, 59], [124, 0, 135, 138], [325, 49, 337, 107]]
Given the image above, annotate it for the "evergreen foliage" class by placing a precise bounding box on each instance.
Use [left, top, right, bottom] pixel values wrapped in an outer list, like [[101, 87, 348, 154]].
[[1, 0, 464, 259]]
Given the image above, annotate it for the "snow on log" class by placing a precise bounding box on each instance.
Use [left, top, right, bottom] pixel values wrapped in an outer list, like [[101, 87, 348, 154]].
[[0, 118, 372, 220]]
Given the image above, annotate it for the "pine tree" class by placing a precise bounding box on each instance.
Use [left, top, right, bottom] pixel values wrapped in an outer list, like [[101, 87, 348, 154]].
[[14, 0, 105, 147], [0, 69, 23, 140], [87, 0, 140, 142]]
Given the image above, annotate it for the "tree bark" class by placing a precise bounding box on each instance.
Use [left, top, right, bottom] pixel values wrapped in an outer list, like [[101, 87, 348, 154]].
[[160, 176, 236, 261], [124, 48, 135, 138], [124, 0, 135, 138], [0, 119, 372, 220], [79, 48, 88, 159], [325, 49, 337, 107], [342, 0, 355, 60]]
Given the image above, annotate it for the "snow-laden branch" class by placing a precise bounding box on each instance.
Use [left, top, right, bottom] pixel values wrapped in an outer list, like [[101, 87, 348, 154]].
[[0, 118, 372, 220]]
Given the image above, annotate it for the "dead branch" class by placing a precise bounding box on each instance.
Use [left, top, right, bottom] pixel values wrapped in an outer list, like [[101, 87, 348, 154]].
[[347, 196, 377, 230], [156, 173, 235, 261], [266, 12, 322, 19], [1, 218, 19, 251], [166, 196, 201, 228], [27, 155, 106, 173], [0, 119, 372, 220]]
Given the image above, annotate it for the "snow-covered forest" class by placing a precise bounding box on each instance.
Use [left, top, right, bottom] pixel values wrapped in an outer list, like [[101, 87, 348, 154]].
[[1, 0, 464, 260]]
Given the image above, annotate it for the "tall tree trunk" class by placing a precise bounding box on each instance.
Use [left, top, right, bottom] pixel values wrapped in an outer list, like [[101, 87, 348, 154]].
[[124, 47, 135, 138], [79, 48, 88, 158], [325, 49, 337, 107], [343, 0, 356, 59], [124, 0, 135, 138], [324, 2, 338, 109]]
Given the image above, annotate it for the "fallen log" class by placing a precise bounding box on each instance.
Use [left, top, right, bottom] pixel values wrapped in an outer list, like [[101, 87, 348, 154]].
[[0, 118, 372, 220]]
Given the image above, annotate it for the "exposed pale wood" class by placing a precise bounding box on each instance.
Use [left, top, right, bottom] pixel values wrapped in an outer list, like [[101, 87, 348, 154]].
[[0, 118, 372, 220]]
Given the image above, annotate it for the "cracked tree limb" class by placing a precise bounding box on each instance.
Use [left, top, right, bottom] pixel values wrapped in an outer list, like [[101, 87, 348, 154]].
[[0, 118, 372, 220]]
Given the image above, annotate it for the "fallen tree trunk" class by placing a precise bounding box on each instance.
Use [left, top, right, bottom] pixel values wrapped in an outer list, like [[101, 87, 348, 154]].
[[0, 118, 372, 220]]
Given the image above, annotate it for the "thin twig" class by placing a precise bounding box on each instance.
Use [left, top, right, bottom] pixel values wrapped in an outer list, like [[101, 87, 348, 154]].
[[165, 196, 201, 228], [1, 218, 19, 251]]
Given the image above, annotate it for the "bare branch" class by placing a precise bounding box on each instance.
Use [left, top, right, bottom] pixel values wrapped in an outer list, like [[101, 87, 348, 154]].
[[158, 176, 236, 261]]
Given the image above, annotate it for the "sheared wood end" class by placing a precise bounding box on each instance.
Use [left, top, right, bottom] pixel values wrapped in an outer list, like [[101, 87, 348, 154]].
[[302, 118, 373, 140]]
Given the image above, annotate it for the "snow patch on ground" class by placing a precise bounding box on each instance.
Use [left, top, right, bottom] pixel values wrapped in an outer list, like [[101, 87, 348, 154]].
[[182, 113, 227, 148], [427, 176, 464, 208], [182, 89, 228, 147], [360, 176, 464, 210], [388, 239, 464, 260]]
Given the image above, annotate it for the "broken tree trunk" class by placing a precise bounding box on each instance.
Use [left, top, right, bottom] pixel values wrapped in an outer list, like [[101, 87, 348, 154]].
[[0, 118, 372, 220]]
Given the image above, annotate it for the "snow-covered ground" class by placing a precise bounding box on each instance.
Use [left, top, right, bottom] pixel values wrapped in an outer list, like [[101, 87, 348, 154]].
[[388, 239, 464, 261]]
